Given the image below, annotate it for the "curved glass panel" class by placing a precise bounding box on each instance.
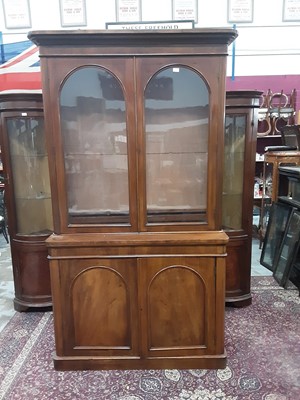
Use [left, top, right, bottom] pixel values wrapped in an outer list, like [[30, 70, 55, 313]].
[[222, 114, 246, 230], [60, 66, 129, 224], [7, 117, 53, 235], [144, 66, 209, 224]]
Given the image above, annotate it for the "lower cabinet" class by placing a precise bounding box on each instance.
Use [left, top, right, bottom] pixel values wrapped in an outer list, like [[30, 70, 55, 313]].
[[225, 234, 252, 307], [11, 237, 52, 311], [47, 232, 228, 370]]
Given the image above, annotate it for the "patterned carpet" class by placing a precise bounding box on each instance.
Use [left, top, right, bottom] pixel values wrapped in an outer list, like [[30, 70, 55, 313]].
[[0, 276, 299, 400]]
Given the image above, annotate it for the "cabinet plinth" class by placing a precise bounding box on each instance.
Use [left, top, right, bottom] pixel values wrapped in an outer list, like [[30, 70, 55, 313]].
[[29, 28, 237, 370]]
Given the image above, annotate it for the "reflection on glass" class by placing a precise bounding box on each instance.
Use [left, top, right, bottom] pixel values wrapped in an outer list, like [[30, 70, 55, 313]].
[[289, 179, 300, 202], [222, 114, 246, 230], [273, 209, 300, 286], [260, 202, 292, 271], [60, 66, 129, 224], [7, 117, 53, 235], [144, 66, 209, 224]]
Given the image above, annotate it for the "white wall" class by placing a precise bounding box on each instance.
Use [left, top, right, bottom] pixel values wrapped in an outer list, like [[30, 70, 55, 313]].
[[1, 0, 300, 76]]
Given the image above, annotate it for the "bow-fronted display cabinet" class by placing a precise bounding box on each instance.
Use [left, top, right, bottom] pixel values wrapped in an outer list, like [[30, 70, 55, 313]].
[[0, 92, 53, 311], [223, 90, 262, 307], [29, 28, 237, 370]]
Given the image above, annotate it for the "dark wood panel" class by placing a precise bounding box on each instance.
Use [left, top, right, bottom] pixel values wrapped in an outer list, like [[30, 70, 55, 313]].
[[54, 258, 139, 357], [139, 257, 216, 355]]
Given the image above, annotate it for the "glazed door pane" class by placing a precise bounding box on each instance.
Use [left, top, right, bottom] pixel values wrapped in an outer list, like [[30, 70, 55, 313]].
[[144, 66, 209, 224], [273, 209, 300, 286], [6, 117, 53, 235], [60, 66, 130, 225], [222, 114, 246, 230], [260, 202, 292, 271]]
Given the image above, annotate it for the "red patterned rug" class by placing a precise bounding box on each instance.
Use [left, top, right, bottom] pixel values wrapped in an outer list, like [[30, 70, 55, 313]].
[[0, 276, 299, 400]]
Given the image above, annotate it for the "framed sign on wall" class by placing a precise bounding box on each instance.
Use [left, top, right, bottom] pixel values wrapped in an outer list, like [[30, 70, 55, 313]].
[[172, 0, 198, 22], [59, 0, 87, 27], [116, 0, 141, 22], [228, 0, 253, 23], [283, 0, 300, 21], [2, 0, 31, 29]]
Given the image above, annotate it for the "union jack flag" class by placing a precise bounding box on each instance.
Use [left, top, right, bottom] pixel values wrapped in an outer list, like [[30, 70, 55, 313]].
[[0, 37, 41, 92]]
